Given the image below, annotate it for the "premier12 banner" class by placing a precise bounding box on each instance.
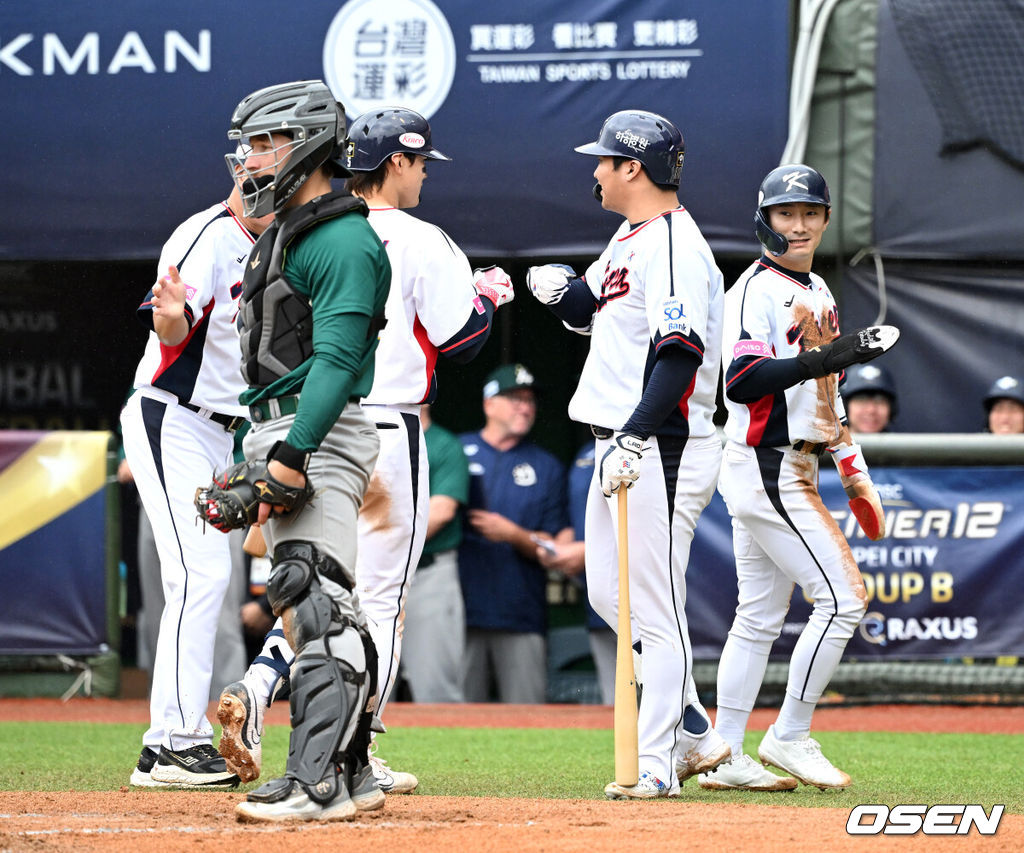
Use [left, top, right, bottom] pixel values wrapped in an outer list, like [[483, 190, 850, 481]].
[[687, 466, 1024, 660], [1, 0, 788, 260]]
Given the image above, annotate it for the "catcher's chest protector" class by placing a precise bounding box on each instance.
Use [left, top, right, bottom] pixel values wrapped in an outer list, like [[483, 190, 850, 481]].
[[238, 192, 369, 387]]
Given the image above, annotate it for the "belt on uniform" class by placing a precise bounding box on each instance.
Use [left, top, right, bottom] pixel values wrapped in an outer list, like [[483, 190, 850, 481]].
[[249, 395, 300, 423], [591, 425, 614, 439], [179, 400, 245, 432], [792, 439, 828, 456]]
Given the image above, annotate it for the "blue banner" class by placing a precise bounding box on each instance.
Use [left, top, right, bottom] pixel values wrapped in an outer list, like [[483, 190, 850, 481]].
[[0, 431, 112, 655], [2, 0, 789, 260], [688, 466, 1024, 660]]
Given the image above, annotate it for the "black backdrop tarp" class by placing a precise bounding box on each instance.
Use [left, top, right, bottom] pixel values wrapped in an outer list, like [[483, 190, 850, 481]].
[[842, 258, 1024, 433], [874, 0, 1024, 259]]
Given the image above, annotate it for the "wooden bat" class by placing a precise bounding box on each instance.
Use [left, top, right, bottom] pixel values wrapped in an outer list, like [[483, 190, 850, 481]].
[[614, 487, 639, 786], [242, 524, 268, 558]]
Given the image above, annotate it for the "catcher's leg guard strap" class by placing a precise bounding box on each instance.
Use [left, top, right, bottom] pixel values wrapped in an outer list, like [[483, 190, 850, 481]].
[[285, 624, 368, 798]]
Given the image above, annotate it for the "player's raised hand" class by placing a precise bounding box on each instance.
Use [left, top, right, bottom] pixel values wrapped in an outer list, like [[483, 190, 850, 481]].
[[797, 325, 900, 379], [473, 265, 515, 308], [527, 263, 575, 305], [599, 431, 645, 497], [151, 265, 188, 321]]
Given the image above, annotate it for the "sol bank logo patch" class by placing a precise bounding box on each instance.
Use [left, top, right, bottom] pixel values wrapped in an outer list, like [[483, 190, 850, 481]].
[[323, 0, 456, 119]]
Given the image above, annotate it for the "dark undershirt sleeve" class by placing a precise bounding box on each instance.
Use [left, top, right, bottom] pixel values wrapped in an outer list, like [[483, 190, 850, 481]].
[[621, 346, 702, 439], [544, 278, 599, 327]]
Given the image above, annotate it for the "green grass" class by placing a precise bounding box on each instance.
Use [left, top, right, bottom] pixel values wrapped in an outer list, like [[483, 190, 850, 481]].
[[1, 722, 1021, 811]]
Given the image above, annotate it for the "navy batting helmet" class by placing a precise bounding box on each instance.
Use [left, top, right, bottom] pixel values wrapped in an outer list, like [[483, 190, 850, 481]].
[[344, 107, 451, 172], [575, 110, 685, 188], [841, 364, 898, 417], [983, 375, 1024, 411], [754, 164, 831, 256]]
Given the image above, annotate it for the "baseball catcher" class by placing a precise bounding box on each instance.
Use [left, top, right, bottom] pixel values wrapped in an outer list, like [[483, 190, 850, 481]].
[[195, 454, 316, 532]]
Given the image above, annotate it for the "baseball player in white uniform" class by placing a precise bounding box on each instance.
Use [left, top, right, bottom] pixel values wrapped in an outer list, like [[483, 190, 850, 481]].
[[217, 107, 513, 794], [703, 164, 898, 791], [529, 110, 730, 799], [122, 184, 271, 788]]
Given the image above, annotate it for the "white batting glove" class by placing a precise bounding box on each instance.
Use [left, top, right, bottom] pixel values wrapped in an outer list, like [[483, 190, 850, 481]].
[[599, 432, 645, 497], [527, 264, 575, 305], [473, 265, 515, 308]]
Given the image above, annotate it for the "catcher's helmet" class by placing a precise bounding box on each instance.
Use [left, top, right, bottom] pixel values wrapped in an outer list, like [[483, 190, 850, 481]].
[[345, 107, 451, 172], [225, 80, 348, 217], [983, 375, 1024, 411], [841, 364, 898, 417], [575, 110, 685, 188], [754, 164, 831, 256]]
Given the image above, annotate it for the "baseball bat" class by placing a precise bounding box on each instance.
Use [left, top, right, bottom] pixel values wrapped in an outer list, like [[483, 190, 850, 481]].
[[613, 487, 639, 786], [243, 524, 268, 558]]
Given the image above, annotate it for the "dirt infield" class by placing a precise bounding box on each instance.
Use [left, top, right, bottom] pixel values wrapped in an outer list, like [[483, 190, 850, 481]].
[[2, 701, 1022, 852]]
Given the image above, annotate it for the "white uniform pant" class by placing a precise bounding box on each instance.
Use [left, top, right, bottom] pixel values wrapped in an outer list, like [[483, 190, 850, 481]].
[[356, 404, 429, 717], [716, 441, 868, 713], [585, 431, 721, 788], [121, 390, 236, 750]]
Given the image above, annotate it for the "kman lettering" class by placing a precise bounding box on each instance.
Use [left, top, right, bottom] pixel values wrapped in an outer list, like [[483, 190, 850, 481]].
[[847, 804, 1003, 836], [0, 31, 210, 75]]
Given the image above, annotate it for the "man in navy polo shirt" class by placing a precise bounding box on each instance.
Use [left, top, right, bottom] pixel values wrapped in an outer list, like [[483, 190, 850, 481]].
[[458, 364, 571, 702]]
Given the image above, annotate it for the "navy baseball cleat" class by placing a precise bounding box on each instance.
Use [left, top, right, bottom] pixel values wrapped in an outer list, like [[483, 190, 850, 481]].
[[149, 743, 240, 788]]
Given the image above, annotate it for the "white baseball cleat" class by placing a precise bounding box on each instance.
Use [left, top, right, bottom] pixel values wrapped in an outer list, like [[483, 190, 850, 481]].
[[757, 724, 851, 790], [235, 776, 355, 824], [675, 726, 732, 783], [604, 770, 677, 800], [698, 752, 798, 791], [368, 742, 418, 794], [217, 679, 265, 783]]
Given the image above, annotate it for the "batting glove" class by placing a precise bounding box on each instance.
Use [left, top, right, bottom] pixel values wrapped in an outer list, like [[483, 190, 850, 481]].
[[474, 265, 515, 308], [527, 264, 576, 305], [796, 325, 900, 379], [599, 431, 645, 497]]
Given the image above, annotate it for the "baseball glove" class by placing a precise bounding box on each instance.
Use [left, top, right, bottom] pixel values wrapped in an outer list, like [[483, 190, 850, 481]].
[[194, 459, 315, 532]]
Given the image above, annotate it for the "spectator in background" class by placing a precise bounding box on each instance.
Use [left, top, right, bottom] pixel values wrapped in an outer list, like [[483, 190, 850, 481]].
[[984, 375, 1024, 434], [458, 363, 572, 703], [535, 441, 615, 705], [400, 405, 470, 702], [841, 364, 898, 434]]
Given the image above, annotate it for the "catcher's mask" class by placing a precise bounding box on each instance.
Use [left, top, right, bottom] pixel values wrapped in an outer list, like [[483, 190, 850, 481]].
[[225, 79, 348, 217]]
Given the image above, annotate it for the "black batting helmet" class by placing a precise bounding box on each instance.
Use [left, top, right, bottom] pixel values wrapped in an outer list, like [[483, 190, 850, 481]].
[[983, 375, 1024, 411], [754, 164, 831, 256], [575, 110, 685, 188], [841, 364, 898, 417], [344, 107, 451, 172]]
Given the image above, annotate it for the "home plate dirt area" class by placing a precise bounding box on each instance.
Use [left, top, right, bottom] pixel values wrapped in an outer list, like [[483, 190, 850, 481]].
[[1, 700, 1021, 852]]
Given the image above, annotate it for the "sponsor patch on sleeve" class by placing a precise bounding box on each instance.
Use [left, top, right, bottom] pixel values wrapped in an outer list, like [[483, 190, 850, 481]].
[[733, 339, 772, 359], [658, 297, 690, 338]]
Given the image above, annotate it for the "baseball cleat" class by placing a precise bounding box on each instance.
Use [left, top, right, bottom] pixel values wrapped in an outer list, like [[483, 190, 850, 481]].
[[129, 746, 168, 787], [235, 775, 356, 824], [217, 679, 264, 783], [368, 742, 418, 794], [149, 743, 240, 788], [604, 770, 676, 800], [698, 752, 798, 791], [675, 726, 731, 783], [757, 725, 851, 790], [350, 761, 387, 812]]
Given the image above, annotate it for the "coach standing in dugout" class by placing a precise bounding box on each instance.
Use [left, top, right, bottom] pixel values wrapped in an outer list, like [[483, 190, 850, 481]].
[[707, 164, 899, 792], [195, 80, 391, 823], [528, 109, 729, 799]]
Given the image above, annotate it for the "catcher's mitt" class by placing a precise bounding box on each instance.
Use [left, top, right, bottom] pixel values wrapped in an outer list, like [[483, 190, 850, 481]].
[[194, 459, 315, 532]]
